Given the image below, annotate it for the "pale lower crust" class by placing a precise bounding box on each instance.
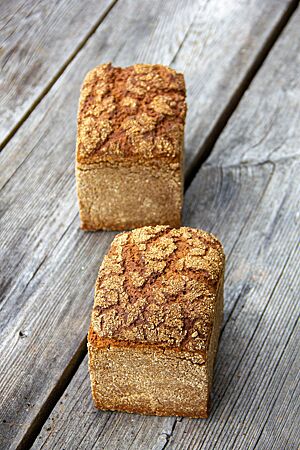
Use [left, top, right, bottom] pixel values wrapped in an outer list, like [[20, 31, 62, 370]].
[[92, 399, 209, 419], [76, 164, 182, 231], [80, 219, 180, 232]]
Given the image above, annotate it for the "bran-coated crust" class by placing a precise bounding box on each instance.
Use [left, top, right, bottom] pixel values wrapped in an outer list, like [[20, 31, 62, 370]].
[[90, 226, 224, 355], [76, 63, 186, 167]]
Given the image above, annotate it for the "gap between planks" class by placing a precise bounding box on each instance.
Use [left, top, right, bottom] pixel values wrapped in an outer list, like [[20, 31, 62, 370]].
[[185, 0, 299, 188], [0, 0, 118, 153], [16, 339, 87, 450]]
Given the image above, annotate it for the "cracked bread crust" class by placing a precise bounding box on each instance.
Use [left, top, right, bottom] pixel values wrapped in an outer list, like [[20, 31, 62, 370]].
[[91, 225, 225, 355], [76, 63, 186, 167]]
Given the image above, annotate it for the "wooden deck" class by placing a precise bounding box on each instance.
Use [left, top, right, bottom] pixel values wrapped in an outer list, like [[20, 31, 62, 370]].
[[0, 1, 299, 449]]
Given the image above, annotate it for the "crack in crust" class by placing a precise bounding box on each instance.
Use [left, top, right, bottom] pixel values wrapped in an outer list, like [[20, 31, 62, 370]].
[[76, 63, 186, 166], [92, 226, 225, 353]]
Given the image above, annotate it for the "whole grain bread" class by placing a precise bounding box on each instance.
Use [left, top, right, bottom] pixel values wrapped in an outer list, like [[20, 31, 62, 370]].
[[88, 226, 225, 418], [75, 64, 186, 230]]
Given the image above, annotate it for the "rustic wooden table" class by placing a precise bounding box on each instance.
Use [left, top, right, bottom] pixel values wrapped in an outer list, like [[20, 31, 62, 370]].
[[1, 1, 299, 449]]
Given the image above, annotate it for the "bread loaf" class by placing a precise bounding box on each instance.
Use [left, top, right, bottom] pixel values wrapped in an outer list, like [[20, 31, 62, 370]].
[[76, 63, 187, 230], [88, 225, 225, 418]]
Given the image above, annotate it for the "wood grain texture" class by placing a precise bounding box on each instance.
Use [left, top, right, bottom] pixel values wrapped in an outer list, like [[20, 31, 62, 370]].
[[0, 0, 116, 147], [33, 6, 300, 450], [0, 0, 299, 448], [1, 0, 296, 187]]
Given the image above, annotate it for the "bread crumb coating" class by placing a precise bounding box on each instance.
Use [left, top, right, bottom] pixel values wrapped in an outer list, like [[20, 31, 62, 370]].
[[77, 63, 186, 166], [91, 226, 224, 354]]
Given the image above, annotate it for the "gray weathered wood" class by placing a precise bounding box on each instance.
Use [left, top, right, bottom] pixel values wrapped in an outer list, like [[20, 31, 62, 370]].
[[252, 325, 300, 450], [33, 6, 300, 450], [0, 0, 298, 448], [0, 0, 116, 148], [1, 0, 296, 188]]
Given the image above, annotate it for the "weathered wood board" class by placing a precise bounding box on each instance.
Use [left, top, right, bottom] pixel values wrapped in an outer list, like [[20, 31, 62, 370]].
[[33, 6, 300, 450], [0, 0, 116, 147], [1, 0, 296, 188], [0, 1, 299, 449]]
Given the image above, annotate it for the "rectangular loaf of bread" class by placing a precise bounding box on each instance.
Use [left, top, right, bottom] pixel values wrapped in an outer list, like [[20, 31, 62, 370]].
[[76, 63, 186, 231], [88, 226, 225, 418]]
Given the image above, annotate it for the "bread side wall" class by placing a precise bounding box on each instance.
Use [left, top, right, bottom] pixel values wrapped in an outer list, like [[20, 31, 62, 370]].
[[206, 273, 224, 395], [76, 164, 182, 230], [88, 342, 209, 418]]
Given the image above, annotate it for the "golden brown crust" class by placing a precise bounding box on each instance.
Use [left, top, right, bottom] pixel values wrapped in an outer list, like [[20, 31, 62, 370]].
[[76, 63, 186, 166], [88, 327, 206, 363], [91, 226, 225, 355]]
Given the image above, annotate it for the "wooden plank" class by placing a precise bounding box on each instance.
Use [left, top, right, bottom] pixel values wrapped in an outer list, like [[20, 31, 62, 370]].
[[0, 0, 298, 448], [33, 6, 300, 450], [176, 0, 298, 176], [253, 325, 300, 450], [0, 0, 116, 147]]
